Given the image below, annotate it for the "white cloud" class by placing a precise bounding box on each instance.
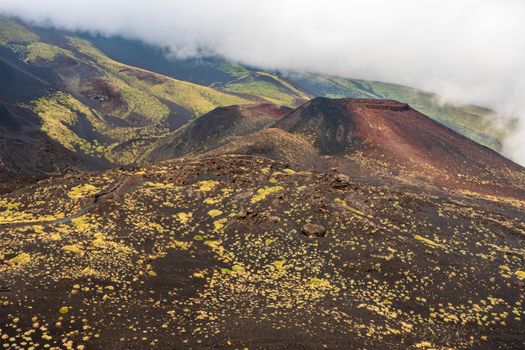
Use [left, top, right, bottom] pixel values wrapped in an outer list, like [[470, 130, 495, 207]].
[[1, 0, 525, 164]]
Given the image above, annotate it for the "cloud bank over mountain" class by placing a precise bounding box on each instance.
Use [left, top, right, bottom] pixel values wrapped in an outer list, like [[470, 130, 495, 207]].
[[2, 0, 525, 164]]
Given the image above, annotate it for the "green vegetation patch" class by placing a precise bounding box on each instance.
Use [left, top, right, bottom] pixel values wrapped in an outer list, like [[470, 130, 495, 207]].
[[0, 17, 38, 46], [25, 42, 72, 62], [218, 62, 250, 78], [221, 72, 310, 107], [68, 36, 252, 118], [104, 76, 171, 123], [31, 92, 108, 157]]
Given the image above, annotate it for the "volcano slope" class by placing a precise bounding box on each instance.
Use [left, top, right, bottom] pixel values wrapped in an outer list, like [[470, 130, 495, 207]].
[[1, 98, 525, 349], [0, 102, 87, 193], [276, 98, 525, 199], [141, 104, 291, 164]]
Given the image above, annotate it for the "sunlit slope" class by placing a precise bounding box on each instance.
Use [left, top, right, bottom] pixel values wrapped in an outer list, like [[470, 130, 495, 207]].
[[215, 71, 311, 107], [276, 98, 524, 198], [0, 16, 254, 170]]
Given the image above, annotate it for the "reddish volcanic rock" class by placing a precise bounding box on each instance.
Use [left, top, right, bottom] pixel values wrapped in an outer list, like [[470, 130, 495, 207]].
[[243, 103, 292, 119], [276, 98, 525, 198]]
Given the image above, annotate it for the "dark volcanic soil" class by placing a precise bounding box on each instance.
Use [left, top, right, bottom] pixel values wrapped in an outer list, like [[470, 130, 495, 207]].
[[141, 105, 288, 164], [1, 155, 524, 349], [0, 103, 88, 193]]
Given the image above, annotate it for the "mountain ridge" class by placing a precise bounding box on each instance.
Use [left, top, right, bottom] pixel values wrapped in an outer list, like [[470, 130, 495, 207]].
[[0, 15, 515, 190]]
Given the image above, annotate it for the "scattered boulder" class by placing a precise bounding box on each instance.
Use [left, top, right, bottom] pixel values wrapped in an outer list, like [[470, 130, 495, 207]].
[[301, 223, 326, 237], [332, 173, 350, 188], [234, 190, 253, 201], [269, 216, 281, 223], [236, 209, 248, 219], [335, 173, 350, 182]]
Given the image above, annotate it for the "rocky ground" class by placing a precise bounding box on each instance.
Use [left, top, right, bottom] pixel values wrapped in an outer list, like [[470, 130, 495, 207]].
[[1, 155, 524, 349]]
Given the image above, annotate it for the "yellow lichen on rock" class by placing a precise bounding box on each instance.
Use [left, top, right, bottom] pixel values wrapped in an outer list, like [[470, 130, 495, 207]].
[[269, 259, 287, 277], [92, 238, 107, 248], [145, 182, 175, 189], [231, 264, 245, 273], [193, 272, 205, 278], [171, 240, 192, 250], [49, 233, 62, 241], [176, 212, 192, 224], [309, 278, 331, 288], [203, 197, 221, 205], [68, 184, 99, 200], [203, 240, 228, 258], [414, 341, 433, 348], [515, 270, 525, 280], [197, 180, 220, 192], [208, 209, 223, 218], [251, 186, 284, 204], [213, 218, 228, 232], [63, 244, 83, 254], [414, 235, 443, 248], [71, 215, 95, 231], [81, 267, 99, 277], [204, 240, 222, 250], [9, 252, 31, 265]]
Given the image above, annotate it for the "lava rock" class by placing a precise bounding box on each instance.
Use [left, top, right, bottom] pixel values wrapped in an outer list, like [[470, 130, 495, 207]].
[[269, 216, 281, 223], [301, 223, 326, 237], [236, 209, 248, 219], [332, 173, 350, 188]]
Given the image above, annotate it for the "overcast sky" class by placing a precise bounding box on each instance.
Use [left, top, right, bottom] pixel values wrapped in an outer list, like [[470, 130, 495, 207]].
[[1, 0, 525, 164]]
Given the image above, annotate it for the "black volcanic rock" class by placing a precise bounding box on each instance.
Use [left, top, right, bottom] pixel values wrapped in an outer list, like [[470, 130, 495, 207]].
[[141, 104, 289, 164], [301, 223, 327, 237], [275, 97, 361, 155]]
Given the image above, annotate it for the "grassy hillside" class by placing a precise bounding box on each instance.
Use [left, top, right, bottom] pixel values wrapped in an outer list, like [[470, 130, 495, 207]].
[[217, 72, 311, 107], [78, 37, 307, 107], [0, 17, 38, 45], [0, 17, 257, 167], [83, 34, 240, 86], [67, 37, 252, 116]]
